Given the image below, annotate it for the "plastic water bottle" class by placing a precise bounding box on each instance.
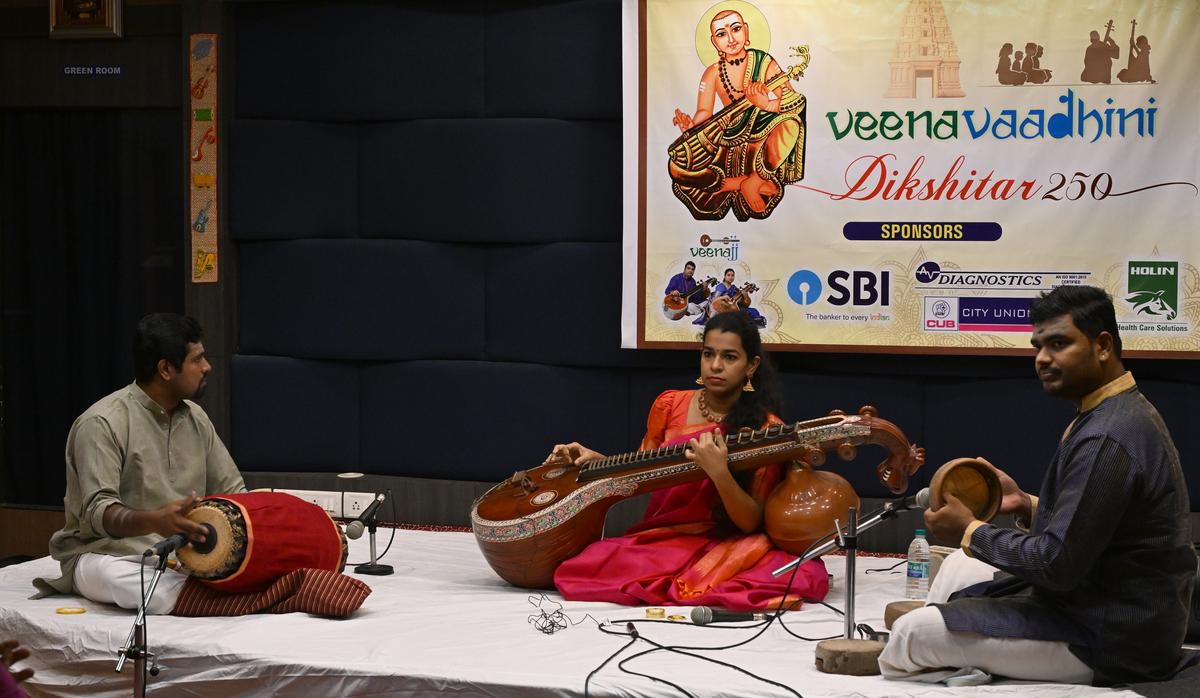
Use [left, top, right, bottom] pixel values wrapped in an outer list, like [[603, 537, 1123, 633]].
[[905, 529, 931, 600]]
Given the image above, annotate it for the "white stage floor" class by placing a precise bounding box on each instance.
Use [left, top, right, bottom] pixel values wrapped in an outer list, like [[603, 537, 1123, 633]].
[[0, 528, 1140, 697]]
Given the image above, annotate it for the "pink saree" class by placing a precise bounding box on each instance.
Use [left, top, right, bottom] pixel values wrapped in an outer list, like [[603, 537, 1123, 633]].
[[553, 390, 828, 612]]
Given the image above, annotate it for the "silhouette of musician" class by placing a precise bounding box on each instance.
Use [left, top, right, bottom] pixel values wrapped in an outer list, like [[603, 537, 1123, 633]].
[[1117, 20, 1154, 83], [996, 43, 1026, 85], [1081, 23, 1120, 84], [1021, 42, 1051, 84], [1035, 45, 1051, 82]]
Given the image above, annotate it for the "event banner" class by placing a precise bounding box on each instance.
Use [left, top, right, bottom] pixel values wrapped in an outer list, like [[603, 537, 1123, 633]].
[[620, 0, 1200, 356]]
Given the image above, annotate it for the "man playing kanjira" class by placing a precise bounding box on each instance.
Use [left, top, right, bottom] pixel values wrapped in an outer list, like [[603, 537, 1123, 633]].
[[881, 286, 1195, 685]]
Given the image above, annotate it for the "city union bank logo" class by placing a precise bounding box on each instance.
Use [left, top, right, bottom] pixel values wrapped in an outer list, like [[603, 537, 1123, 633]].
[[1125, 261, 1178, 321]]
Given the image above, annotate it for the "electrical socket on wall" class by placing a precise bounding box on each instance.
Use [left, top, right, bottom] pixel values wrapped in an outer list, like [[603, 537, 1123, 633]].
[[275, 489, 380, 520]]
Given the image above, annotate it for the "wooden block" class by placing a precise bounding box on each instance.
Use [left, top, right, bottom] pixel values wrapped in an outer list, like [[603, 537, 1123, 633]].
[[884, 600, 925, 629], [814, 638, 886, 676]]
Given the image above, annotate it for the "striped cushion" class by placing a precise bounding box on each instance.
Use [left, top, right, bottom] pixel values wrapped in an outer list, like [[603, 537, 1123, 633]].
[[172, 568, 371, 618]]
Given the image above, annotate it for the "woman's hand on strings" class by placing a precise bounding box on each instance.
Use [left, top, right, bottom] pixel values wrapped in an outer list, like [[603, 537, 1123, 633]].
[[685, 429, 729, 480], [544, 442, 604, 467]]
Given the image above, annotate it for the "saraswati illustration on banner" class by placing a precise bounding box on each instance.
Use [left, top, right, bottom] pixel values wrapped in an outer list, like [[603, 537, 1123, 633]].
[[621, 0, 1200, 356]]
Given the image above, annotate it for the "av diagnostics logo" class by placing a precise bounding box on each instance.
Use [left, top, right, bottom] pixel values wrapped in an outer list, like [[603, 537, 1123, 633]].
[[914, 260, 1089, 290], [1125, 261, 1178, 321]]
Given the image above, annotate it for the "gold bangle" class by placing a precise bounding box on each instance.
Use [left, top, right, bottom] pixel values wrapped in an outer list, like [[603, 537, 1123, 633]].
[[56, 606, 87, 614], [645, 607, 666, 619]]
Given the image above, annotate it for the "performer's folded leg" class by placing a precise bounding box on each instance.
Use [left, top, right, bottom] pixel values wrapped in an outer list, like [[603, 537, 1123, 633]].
[[927, 548, 997, 604], [73, 553, 189, 615], [879, 606, 1093, 683]]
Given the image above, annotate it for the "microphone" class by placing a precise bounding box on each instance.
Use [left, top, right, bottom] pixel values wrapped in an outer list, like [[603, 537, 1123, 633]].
[[143, 533, 189, 558], [690, 606, 767, 625], [345, 493, 386, 540], [894, 487, 930, 511]]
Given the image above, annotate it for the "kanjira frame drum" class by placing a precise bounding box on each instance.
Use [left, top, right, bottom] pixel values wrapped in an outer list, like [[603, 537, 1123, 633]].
[[176, 492, 348, 593]]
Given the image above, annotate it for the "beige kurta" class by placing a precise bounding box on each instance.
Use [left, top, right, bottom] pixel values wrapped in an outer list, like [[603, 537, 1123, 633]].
[[33, 382, 245, 596]]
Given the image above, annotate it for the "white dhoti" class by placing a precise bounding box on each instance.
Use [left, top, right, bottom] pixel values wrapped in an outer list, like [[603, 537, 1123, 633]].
[[878, 549, 1093, 684], [73, 553, 189, 615]]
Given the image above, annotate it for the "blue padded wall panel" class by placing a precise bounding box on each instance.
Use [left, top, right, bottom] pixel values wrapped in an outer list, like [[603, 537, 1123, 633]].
[[360, 361, 630, 481], [239, 239, 486, 360], [234, 2, 487, 120], [485, 0, 620, 119], [230, 120, 357, 240], [627, 371, 704, 447], [486, 243, 624, 365], [779, 372, 925, 499], [924, 379, 1076, 497], [231, 355, 359, 473], [359, 119, 620, 242]]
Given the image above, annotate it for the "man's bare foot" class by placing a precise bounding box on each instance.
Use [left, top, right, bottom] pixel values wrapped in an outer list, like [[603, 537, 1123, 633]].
[[739, 173, 777, 213], [720, 175, 748, 193]]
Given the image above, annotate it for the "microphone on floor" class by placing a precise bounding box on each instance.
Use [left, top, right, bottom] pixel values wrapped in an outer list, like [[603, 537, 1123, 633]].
[[345, 493, 386, 540], [690, 606, 767, 625]]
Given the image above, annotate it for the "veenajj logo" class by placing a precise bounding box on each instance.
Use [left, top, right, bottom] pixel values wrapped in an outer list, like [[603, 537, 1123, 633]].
[[1126, 261, 1179, 321], [915, 261, 941, 284], [690, 234, 740, 262], [787, 269, 823, 305]]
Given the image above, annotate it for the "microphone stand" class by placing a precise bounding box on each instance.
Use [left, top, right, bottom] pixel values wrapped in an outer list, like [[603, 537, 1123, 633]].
[[771, 499, 904, 579], [354, 512, 393, 576], [116, 553, 170, 697], [772, 500, 911, 676]]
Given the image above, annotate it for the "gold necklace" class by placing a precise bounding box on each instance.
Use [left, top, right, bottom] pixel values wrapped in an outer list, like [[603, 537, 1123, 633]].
[[697, 389, 726, 424]]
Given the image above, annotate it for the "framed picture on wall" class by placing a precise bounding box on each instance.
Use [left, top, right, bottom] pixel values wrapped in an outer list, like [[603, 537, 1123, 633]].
[[49, 0, 122, 39]]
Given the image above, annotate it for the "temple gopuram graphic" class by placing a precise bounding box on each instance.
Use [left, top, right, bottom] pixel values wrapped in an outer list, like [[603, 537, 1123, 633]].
[[884, 0, 966, 98]]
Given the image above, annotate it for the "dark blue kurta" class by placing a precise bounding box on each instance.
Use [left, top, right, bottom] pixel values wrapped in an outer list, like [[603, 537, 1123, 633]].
[[664, 272, 699, 297], [937, 378, 1195, 685]]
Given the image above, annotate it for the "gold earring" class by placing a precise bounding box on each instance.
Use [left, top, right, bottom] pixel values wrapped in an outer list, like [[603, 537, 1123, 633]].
[[696, 376, 705, 385], [743, 377, 755, 392]]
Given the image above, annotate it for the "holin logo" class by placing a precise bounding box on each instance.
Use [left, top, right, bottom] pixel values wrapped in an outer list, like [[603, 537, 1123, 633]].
[[1125, 261, 1178, 321]]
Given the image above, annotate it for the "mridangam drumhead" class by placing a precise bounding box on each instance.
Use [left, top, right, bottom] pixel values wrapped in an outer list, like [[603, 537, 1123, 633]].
[[177, 498, 247, 579]]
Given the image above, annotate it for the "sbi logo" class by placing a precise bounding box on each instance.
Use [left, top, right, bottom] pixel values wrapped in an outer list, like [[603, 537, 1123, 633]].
[[788, 269, 891, 307], [787, 270, 822, 305]]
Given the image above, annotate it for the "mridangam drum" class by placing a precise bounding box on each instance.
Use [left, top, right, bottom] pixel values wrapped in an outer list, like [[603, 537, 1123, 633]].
[[177, 492, 348, 593]]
